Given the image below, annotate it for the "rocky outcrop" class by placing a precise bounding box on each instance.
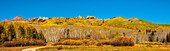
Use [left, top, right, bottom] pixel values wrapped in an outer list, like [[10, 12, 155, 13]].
[[76, 16, 97, 19], [86, 16, 96, 19], [1, 16, 49, 22], [27, 17, 48, 22], [128, 18, 139, 22], [34, 26, 170, 43], [11, 16, 26, 21]]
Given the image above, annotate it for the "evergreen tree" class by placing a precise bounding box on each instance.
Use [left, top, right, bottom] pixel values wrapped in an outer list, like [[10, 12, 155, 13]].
[[149, 31, 155, 42], [0, 24, 4, 34], [38, 30, 45, 41], [8, 24, 16, 41], [166, 33, 170, 42]]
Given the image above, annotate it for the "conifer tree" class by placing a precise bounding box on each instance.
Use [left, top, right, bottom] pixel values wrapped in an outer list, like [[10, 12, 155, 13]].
[[19, 26, 25, 38], [8, 24, 15, 41]]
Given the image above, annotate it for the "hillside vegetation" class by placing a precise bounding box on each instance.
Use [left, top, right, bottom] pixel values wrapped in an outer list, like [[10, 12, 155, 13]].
[[0, 16, 170, 45], [41, 16, 170, 30]]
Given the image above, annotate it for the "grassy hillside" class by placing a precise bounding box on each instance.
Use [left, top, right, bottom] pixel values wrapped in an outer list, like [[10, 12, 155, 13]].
[[40, 16, 170, 30]]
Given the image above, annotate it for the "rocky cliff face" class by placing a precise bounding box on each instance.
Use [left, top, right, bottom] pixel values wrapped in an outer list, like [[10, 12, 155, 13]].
[[34, 26, 170, 43]]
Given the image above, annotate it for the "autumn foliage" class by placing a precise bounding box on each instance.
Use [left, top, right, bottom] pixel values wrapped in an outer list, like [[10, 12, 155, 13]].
[[3, 39, 46, 47], [110, 37, 134, 46], [0, 21, 45, 45], [100, 37, 134, 46], [139, 41, 164, 45], [100, 40, 111, 45], [1, 16, 170, 46], [51, 42, 63, 46], [81, 39, 98, 45], [62, 40, 83, 45], [51, 37, 134, 46]]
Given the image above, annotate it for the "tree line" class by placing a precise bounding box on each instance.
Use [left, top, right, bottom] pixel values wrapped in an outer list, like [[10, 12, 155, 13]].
[[0, 21, 45, 45]]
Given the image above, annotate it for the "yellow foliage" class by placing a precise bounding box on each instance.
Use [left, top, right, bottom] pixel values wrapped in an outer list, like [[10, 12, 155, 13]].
[[132, 32, 137, 35], [139, 41, 164, 45], [63, 40, 83, 45]]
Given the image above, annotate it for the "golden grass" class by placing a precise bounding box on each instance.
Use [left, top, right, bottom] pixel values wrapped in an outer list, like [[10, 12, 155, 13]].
[[139, 41, 164, 45], [37, 44, 170, 51], [0, 46, 42, 51]]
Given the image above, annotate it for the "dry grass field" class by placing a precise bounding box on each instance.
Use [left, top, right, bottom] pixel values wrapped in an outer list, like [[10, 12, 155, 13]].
[[0, 46, 42, 51], [37, 44, 170, 51]]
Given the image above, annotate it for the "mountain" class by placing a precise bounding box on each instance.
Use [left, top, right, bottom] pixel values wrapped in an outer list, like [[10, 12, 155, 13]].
[[0, 16, 49, 22], [1, 19, 10, 23], [11, 16, 26, 21]]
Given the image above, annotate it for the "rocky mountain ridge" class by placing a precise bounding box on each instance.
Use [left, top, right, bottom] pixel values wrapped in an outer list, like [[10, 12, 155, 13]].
[[1, 16, 49, 22]]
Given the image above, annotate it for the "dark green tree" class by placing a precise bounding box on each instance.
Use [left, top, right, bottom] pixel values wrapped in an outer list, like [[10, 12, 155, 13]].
[[0, 24, 4, 34], [19, 26, 25, 38], [8, 24, 16, 41], [38, 30, 45, 40], [166, 33, 170, 42], [149, 31, 155, 42]]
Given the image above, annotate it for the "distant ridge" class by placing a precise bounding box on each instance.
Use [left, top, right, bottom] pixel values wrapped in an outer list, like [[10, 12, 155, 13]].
[[11, 16, 26, 21], [0, 16, 168, 25], [1, 19, 10, 23], [0, 16, 49, 22]]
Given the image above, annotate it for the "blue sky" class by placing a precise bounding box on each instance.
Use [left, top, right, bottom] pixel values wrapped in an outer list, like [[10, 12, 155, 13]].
[[0, 0, 170, 24]]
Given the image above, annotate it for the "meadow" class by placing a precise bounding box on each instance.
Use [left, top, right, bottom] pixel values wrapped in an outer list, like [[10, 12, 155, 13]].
[[37, 44, 170, 51], [0, 46, 42, 51]]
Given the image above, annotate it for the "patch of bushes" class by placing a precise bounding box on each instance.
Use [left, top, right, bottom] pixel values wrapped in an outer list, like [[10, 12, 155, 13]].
[[3, 39, 46, 47], [51, 42, 63, 46], [55, 22, 63, 24], [100, 40, 111, 45], [146, 44, 152, 47], [110, 37, 134, 46], [81, 39, 98, 45], [57, 46, 63, 50], [89, 40, 97, 45], [99, 37, 134, 46], [139, 41, 164, 45], [52, 37, 134, 46], [81, 39, 90, 44], [63, 40, 83, 45], [96, 42, 103, 46], [165, 43, 170, 45]]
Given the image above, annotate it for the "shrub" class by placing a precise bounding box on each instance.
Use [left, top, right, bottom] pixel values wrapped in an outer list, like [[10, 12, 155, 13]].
[[146, 44, 152, 47], [81, 39, 90, 44], [81, 39, 98, 45], [51, 42, 63, 46], [110, 37, 134, 46], [63, 40, 83, 45], [100, 40, 111, 45], [139, 41, 164, 45], [85, 43, 91, 46], [55, 22, 63, 24], [165, 43, 170, 45], [3, 39, 46, 47], [96, 42, 103, 46], [89, 41, 97, 45], [57, 46, 63, 50]]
